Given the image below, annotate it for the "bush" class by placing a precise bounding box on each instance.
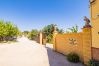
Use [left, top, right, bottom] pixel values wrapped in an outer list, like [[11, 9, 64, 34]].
[[28, 29, 38, 40], [0, 20, 19, 41], [67, 53, 80, 63], [88, 60, 99, 66]]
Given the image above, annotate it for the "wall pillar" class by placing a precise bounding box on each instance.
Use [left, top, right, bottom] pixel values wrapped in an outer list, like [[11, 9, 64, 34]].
[[53, 25, 58, 51], [82, 27, 92, 65], [53, 31, 58, 51], [40, 32, 43, 44]]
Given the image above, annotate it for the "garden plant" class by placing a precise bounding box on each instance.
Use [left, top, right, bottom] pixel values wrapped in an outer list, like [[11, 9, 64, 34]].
[[67, 52, 80, 63], [0, 20, 19, 42]]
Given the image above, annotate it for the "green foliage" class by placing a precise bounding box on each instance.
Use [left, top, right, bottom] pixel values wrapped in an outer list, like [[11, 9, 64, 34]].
[[67, 53, 80, 63], [0, 20, 19, 41], [18, 31, 22, 37], [47, 34, 53, 43], [66, 25, 78, 33], [23, 31, 29, 36], [88, 60, 99, 66], [42, 24, 64, 43], [57, 29, 64, 34], [28, 29, 39, 40], [42, 24, 54, 43], [42, 24, 54, 36]]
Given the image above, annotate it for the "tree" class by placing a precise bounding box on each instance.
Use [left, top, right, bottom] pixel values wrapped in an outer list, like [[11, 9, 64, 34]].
[[42, 24, 54, 36], [42, 24, 64, 43], [67, 25, 78, 33], [23, 31, 29, 36], [57, 29, 64, 34], [0, 21, 5, 41], [28, 29, 39, 40], [5, 22, 19, 37], [0, 20, 20, 41]]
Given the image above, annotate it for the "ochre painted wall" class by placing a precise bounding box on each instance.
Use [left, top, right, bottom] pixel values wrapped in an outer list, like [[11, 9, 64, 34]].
[[82, 28, 92, 64], [53, 28, 92, 64], [55, 33, 84, 61], [38, 32, 46, 45], [92, 47, 99, 61], [91, 0, 99, 48], [90, 0, 99, 61]]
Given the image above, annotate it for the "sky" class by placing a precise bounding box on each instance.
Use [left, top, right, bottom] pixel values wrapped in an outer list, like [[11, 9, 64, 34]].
[[0, 0, 90, 32]]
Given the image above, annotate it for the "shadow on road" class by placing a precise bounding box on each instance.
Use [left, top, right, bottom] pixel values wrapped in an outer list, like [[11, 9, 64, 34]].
[[46, 45, 84, 66]]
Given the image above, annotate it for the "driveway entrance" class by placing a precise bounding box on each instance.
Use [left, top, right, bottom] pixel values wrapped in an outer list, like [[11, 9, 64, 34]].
[[0, 37, 83, 66]]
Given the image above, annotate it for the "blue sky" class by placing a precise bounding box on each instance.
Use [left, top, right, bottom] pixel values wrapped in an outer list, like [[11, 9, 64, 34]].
[[0, 0, 90, 31]]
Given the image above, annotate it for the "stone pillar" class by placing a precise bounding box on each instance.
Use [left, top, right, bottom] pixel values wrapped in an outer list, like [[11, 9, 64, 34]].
[[53, 25, 58, 51], [39, 32, 43, 44], [82, 27, 92, 65], [53, 31, 58, 51]]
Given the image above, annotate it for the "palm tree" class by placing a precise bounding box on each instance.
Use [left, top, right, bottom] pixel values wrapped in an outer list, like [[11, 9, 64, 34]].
[[67, 25, 78, 33]]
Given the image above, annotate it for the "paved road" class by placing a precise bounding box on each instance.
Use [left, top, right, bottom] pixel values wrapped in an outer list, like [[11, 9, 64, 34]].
[[0, 37, 83, 66]]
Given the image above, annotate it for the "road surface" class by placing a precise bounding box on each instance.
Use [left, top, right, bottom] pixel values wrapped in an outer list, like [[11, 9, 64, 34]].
[[0, 37, 83, 66]]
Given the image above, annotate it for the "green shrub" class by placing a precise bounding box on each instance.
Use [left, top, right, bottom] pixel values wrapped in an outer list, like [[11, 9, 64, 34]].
[[0, 21, 19, 41], [28, 29, 38, 40], [88, 60, 99, 66], [67, 53, 80, 63]]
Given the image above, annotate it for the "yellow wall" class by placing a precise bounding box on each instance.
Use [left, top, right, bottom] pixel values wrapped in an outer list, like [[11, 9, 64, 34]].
[[53, 31, 58, 51], [91, 0, 99, 48], [82, 28, 92, 64], [38, 32, 46, 45], [55, 33, 84, 61], [53, 28, 92, 64]]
